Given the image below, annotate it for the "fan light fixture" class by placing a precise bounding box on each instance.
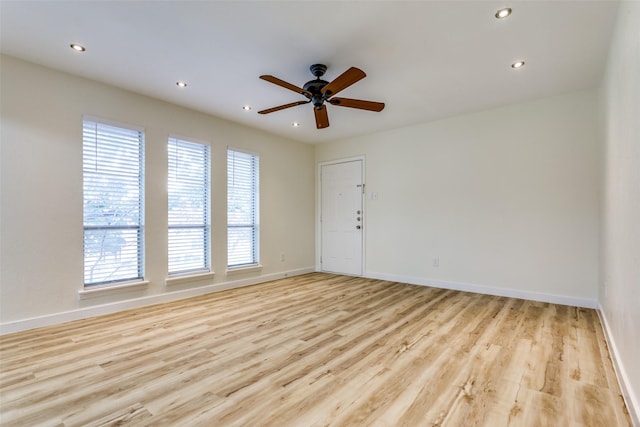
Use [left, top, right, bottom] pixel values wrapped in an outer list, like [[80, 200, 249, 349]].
[[292, 122, 301, 127], [242, 105, 252, 111], [495, 8, 512, 19], [511, 61, 526, 69], [70, 43, 86, 52], [176, 81, 188, 88]]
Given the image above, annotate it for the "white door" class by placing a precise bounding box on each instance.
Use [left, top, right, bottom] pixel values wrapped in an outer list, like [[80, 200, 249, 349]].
[[320, 160, 363, 275]]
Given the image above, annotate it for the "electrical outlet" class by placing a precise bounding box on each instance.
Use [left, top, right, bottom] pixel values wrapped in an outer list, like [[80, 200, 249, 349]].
[[432, 257, 439, 267], [280, 253, 286, 262]]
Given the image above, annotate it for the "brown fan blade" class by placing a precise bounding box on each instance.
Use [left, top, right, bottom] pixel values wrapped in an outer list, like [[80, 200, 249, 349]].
[[260, 75, 312, 97], [314, 105, 329, 129], [328, 97, 385, 112], [321, 67, 366, 97], [258, 100, 309, 114]]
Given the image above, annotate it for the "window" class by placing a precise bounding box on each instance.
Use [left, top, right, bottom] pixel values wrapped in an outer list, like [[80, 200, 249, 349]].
[[168, 137, 210, 275], [83, 119, 144, 286], [227, 148, 259, 268]]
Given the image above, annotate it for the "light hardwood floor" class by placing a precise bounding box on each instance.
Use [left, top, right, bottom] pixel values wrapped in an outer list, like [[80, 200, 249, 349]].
[[0, 273, 631, 426]]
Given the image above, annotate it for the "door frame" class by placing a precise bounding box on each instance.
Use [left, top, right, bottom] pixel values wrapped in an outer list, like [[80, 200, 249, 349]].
[[316, 156, 366, 275]]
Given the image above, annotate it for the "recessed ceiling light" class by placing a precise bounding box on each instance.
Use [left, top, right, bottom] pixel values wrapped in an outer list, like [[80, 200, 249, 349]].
[[242, 105, 252, 111], [176, 81, 188, 88], [511, 61, 526, 69], [70, 43, 86, 52], [292, 122, 301, 127], [495, 8, 512, 19]]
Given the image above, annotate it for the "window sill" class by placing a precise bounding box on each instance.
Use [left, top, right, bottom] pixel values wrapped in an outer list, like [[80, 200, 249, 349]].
[[165, 271, 215, 287], [78, 280, 149, 300], [226, 264, 263, 276]]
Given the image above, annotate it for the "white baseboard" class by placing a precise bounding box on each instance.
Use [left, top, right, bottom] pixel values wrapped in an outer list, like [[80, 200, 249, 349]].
[[597, 305, 640, 427], [0, 267, 315, 335], [365, 272, 598, 308]]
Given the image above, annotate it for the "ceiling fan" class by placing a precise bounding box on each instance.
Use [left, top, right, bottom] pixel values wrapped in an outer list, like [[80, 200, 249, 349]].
[[258, 64, 385, 129]]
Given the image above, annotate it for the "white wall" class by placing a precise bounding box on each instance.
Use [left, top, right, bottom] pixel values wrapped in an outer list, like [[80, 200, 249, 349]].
[[316, 90, 600, 305], [599, 1, 640, 421], [0, 55, 315, 328]]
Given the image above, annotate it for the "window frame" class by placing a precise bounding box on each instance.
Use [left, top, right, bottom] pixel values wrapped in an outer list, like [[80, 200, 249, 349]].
[[227, 147, 260, 269], [82, 116, 145, 287], [167, 136, 211, 276]]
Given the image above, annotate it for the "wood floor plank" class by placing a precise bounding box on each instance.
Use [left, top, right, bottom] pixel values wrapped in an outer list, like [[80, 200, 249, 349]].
[[0, 273, 631, 426]]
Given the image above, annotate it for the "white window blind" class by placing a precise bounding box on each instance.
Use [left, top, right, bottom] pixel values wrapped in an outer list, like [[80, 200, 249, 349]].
[[83, 119, 144, 286], [168, 137, 210, 275], [227, 149, 259, 267]]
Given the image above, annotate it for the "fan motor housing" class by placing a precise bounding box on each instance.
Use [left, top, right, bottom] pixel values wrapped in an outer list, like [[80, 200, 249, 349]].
[[303, 79, 329, 94]]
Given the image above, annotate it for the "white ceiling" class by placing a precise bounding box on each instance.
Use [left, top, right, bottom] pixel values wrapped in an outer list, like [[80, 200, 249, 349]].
[[0, 1, 619, 144]]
